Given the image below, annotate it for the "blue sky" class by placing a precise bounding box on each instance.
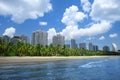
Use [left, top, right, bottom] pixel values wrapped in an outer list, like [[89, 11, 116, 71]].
[[0, 0, 120, 50]]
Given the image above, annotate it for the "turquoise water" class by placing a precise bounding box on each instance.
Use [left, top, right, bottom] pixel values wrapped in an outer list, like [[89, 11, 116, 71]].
[[0, 56, 120, 80]]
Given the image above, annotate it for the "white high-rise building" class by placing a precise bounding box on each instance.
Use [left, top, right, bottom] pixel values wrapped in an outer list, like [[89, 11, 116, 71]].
[[89, 43, 99, 51], [32, 30, 48, 46], [79, 43, 86, 50], [112, 43, 118, 52], [89, 43, 93, 51], [21, 35, 29, 43], [52, 34, 65, 47], [71, 39, 78, 48]]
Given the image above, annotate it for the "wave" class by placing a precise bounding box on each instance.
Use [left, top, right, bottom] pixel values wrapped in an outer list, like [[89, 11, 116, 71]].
[[79, 59, 108, 68]]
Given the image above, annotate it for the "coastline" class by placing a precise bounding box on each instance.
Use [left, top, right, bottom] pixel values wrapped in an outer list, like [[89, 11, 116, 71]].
[[0, 56, 115, 65]]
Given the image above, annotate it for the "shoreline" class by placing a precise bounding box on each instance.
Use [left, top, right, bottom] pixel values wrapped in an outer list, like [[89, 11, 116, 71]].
[[0, 56, 117, 65]]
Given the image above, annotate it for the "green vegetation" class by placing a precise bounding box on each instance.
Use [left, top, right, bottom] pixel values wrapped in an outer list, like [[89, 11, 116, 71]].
[[0, 38, 119, 56]]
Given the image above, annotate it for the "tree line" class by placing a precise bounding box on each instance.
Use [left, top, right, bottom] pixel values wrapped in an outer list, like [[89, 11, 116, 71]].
[[0, 38, 119, 56]]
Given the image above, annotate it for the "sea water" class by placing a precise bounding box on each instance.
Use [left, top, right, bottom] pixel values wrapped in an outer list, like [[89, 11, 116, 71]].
[[0, 56, 120, 80]]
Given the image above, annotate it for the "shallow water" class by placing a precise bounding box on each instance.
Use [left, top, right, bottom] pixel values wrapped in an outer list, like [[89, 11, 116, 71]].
[[0, 56, 120, 80]]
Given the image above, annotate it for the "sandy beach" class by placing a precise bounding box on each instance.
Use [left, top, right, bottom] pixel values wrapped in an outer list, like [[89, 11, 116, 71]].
[[0, 56, 112, 65]]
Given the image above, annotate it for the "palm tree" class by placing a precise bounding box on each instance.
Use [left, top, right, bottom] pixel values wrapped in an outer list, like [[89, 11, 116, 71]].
[[35, 44, 44, 56], [0, 38, 7, 56], [17, 42, 25, 56], [23, 43, 31, 56], [7, 42, 16, 56], [55, 45, 63, 56], [28, 45, 36, 56], [48, 44, 55, 56]]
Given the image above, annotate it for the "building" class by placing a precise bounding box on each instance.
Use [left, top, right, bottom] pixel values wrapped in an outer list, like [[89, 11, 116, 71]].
[[118, 50, 120, 53], [112, 43, 118, 52], [52, 34, 65, 47], [93, 45, 99, 51], [11, 36, 21, 44], [89, 43, 93, 51], [79, 43, 86, 50], [71, 39, 78, 48], [88, 43, 98, 51], [21, 35, 29, 43], [32, 30, 48, 46], [103, 46, 110, 52], [32, 32, 35, 45], [2, 35, 11, 43]]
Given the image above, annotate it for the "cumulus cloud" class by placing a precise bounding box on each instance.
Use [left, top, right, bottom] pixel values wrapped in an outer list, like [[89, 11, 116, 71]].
[[99, 36, 105, 40], [3, 27, 16, 38], [39, 21, 47, 26], [48, 0, 120, 42], [90, 0, 120, 22], [59, 0, 120, 41], [47, 28, 57, 44], [81, 0, 91, 12], [61, 5, 87, 26], [60, 20, 111, 40], [0, 0, 52, 23], [109, 33, 118, 38], [81, 21, 111, 36]]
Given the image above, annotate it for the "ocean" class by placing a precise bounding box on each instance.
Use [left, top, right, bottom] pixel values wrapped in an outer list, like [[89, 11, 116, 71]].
[[0, 56, 120, 80]]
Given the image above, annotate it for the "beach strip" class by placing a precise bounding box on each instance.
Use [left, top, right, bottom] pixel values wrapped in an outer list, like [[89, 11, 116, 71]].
[[0, 56, 112, 64]]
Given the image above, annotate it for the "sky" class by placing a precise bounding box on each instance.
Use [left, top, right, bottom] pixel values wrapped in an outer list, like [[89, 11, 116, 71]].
[[0, 0, 120, 50]]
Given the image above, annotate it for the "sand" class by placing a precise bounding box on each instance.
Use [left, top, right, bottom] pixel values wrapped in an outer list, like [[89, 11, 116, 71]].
[[0, 56, 111, 65]]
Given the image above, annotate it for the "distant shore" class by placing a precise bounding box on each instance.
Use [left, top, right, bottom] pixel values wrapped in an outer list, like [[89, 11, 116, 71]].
[[0, 56, 116, 65]]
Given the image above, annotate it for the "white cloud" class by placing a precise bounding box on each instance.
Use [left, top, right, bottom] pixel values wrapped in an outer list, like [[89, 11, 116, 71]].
[[3, 27, 16, 38], [59, 0, 120, 41], [47, 0, 119, 42], [58, 4, 112, 41], [0, 0, 52, 23], [81, 0, 91, 12], [39, 21, 47, 26], [87, 37, 95, 41], [109, 33, 118, 38], [60, 20, 111, 40], [81, 21, 111, 36], [61, 5, 87, 26], [60, 25, 79, 40], [47, 0, 120, 42], [90, 0, 120, 22], [47, 28, 57, 44], [99, 36, 105, 40]]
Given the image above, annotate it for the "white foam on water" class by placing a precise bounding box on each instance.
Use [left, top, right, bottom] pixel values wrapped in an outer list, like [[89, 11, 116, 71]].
[[79, 59, 108, 68], [47, 72, 52, 75]]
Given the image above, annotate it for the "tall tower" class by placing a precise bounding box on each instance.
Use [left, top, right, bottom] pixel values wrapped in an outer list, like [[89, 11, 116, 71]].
[[112, 43, 118, 52], [32, 30, 48, 46], [52, 34, 65, 47], [89, 43, 93, 51], [21, 35, 29, 43], [103, 46, 110, 52], [93, 45, 99, 51], [71, 39, 77, 48], [79, 43, 86, 50]]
